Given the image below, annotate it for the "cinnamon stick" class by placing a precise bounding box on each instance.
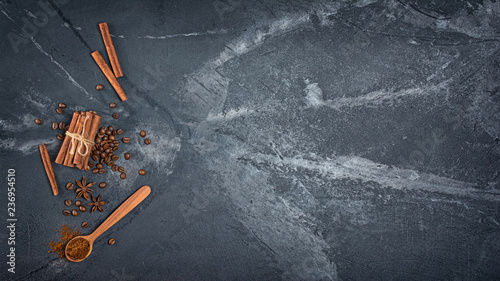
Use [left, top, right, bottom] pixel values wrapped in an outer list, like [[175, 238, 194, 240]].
[[64, 112, 85, 167], [99, 22, 123, 77], [91, 51, 128, 101], [73, 111, 93, 168], [55, 111, 79, 165], [81, 112, 101, 170], [39, 143, 58, 196]]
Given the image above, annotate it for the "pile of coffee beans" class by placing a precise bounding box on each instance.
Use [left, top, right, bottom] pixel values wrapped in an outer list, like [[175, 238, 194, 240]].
[[88, 125, 128, 179]]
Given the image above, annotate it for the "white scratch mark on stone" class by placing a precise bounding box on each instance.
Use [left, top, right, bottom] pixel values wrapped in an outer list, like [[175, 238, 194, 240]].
[[25, 9, 36, 18], [0, 138, 57, 155], [1, 9, 14, 22], [30, 37, 95, 101], [308, 80, 451, 110], [62, 22, 81, 30], [109, 34, 125, 38], [206, 107, 254, 122], [245, 152, 500, 201], [138, 29, 227, 39]]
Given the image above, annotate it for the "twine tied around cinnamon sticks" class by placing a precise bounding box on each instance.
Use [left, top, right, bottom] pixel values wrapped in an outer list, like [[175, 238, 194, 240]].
[[65, 115, 95, 157], [55, 111, 101, 170]]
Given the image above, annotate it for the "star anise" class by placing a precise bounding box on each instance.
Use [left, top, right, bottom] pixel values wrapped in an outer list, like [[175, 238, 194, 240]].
[[87, 194, 107, 213], [75, 176, 95, 200]]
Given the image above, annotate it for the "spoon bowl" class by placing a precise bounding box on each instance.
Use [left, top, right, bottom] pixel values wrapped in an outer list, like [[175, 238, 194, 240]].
[[64, 235, 94, 262], [65, 185, 151, 262]]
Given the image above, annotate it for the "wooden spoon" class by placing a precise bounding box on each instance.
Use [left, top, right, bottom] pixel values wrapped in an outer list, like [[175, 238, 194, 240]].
[[65, 185, 151, 262]]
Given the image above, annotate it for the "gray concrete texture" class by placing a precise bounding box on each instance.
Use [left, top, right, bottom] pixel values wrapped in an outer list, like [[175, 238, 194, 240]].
[[0, 0, 499, 280]]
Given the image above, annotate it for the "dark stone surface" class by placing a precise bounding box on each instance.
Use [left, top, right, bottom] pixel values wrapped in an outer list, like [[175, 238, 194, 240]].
[[1, 0, 500, 280]]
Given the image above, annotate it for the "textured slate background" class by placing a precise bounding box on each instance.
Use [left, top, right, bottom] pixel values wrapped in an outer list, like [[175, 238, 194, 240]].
[[1, 0, 500, 280]]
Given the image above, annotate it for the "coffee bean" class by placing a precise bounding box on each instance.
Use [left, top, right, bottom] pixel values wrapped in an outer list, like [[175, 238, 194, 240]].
[[56, 107, 64, 114], [35, 119, 42, 125], [112, 130, 117, 136], [107, 126, 114, 131], [63, 210, 71, 216], [100, 152, 106, 158], [79, 206, 87, 212], [92, 155, 99, 161], [111, 155, 119, 161], [103, 136, 108, 141], [144, 138, 151, 145], [96, 163, 103, 169], [100, 158, 105, 164], [139, 169, 146, 175], [120, 172, 126, 179], [118, 166, 125, 173], [52, 122, 58, 130], [108, 135, 115, 141], [88, 161, 95, 168], [112, 113, 119, 119], [59, 121, 65, 130], [98, 146, 104, 152], [64, 125, 70, 131], [84, 165, 91, 171], [122, 137, 130, 143], [58, 103, 67, 108], [99, 169, 105, 174], [108, 238, 116, 245], [71, 209, 78, 216], [57, 134, 64, 141], [107, 161, 114, 167], [99, 182, 107, 189], [75, 200, 82, 207], [113, 146, 119, 151], [140, 130, 146, 137], [116, 129, 123, 135], [96, 84, 103, 90], [99, 127, 106, 134], [124, 152, 130, 160], [66, 182, 74, 190], [109, 102, 117, 108], [81, 221, 89, 228], [112, 165, 118, 172], [65, 200, 72, 206], [92, 168, 99, 174]]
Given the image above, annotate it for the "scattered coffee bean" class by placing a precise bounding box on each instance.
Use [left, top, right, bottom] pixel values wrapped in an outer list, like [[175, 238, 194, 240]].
[[75, 200, 82, 207], [109, 102, 117, 108], [108, 126, 114, 131], [52, 122, 58, 130], [112, 165, 118, 172], [96, 163, 103, 169], [144, 138, 151, 145], [66, 182, 74, 190], [79, 206, 87, 212], [120, 172, 126, 179], [58, 121, 65, 130], [35, 119, 42, 125], [111, 155, 119, 161], [108, 238, 116, 245], [96, 84, 103, 90], [56, 107, 64, 114], [124, 152, 130, 160], [116, 129, 123, 135], [88, 161, 95, 168], [65, 200, 72, 206], [81, 221, 89, 228], [57, 134, 64, 141], [118, 166, 125, 173], [71, 209, 78, 216], [139, 169, 146, 175], [92, 168, 99, 174], [112, 113, 119, 119], [92, 155, 99, 161], [140, 130, 146, 137], [64, 125, 70, 131], [99, 182, 107, 189], [122, 137, 130, 143], [63, 210, 71, 216], [58, 103, 67, 108]]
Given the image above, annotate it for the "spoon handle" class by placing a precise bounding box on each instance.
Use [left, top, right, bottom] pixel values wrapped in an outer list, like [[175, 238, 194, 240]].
[[88, 185, 151, 241]]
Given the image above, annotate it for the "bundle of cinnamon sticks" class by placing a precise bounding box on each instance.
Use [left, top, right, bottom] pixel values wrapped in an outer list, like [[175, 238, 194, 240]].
[[55, 111, 101, 170]]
